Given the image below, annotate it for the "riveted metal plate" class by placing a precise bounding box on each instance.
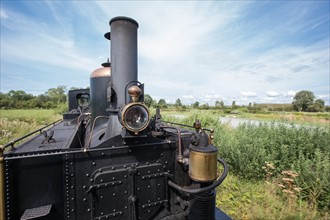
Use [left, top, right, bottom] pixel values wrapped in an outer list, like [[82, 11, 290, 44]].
[[91, 168, 129, 220], [136, 163, 166, 219]]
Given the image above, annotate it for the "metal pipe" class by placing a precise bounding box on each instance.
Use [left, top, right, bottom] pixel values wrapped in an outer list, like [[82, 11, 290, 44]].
[[161, 126, 183, 163], [4, 140, 173, 160], [168, 158, 228, 194], [161, 120, 213, 132], [85, 115, 109, 150], [109, 16, 139, 109], [104, 17, 139, 138]]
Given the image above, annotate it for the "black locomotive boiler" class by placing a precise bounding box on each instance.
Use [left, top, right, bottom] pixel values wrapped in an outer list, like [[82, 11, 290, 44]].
[[0, 17, 230, 220]]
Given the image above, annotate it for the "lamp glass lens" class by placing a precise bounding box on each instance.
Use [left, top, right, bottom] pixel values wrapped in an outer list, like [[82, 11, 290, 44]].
[[124, 105, 148, 131]]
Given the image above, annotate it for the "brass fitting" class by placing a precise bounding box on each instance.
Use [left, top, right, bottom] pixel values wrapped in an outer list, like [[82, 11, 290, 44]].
[[209, 129, 215, 145], [193, 119, 201, 131], [128, 85, 142, 102], [189, 148, 218, 182]]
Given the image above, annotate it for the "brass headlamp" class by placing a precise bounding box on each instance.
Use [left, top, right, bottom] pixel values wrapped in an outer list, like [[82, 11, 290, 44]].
[[119, 86, 150, 134]]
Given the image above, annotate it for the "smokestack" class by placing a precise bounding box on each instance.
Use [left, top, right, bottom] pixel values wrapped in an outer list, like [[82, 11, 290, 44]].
[[109, 16, 139, 109], [102, 17, 139, 139]]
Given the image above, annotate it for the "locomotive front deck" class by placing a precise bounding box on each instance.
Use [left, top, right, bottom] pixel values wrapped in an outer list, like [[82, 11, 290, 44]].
[[4, 122, 180, 220], [7, 121, 77, 154]]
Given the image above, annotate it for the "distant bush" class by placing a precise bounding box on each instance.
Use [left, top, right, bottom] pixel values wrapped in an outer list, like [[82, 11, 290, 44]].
[[54, 103, 68, 114]]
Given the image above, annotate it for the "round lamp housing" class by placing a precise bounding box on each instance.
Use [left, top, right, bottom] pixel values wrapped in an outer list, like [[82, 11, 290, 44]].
[[119, 103, 150, 134]]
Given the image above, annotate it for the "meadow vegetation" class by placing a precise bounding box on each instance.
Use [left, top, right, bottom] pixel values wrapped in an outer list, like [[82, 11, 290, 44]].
[[1, 108, 329, 219], [0, 109, 61, 146], [162, 110, 329, 219]]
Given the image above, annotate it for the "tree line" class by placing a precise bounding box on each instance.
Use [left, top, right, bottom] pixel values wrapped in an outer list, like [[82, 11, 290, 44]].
[[145, 90, 327, 112], [0, 88, 327, 112], [0, 86, 68, 109]]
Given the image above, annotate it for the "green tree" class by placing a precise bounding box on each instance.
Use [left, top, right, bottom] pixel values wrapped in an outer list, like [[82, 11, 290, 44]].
[[192, 101, 199, 108], [0, 92, 12, 108], [308, 99, 325, 112], [26, 99, 39, 108], [5, 90, 35, 108], [151, 99, 158, 108], [232, 100, 237, 109], [215, 100, 224, 109], [8, 90, 34, 101], [144, 94, 153, 108], [175, 98, 182, 108], [37, 94, 51, 103], [158, 99, 167, 108], [200, 103, 209, 110], [46, 86, 67, 105], [292, 90, 315, 112]]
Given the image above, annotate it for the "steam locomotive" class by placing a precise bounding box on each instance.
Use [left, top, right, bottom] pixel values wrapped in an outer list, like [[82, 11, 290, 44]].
[[0, 17, 230, 220]]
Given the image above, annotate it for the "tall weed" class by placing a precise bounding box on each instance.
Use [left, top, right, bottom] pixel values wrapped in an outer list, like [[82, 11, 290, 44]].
[[217, 174, 320, 220], [164, 112, 330, 214]]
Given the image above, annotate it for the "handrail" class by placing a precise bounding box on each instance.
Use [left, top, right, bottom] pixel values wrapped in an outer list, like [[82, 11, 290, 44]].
[[3, 119, 62, 149], [161, 120, 213, 132]]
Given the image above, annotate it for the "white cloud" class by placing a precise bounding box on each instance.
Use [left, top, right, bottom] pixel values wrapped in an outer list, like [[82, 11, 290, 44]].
[[1, 1, 328, 106], [166, 99, 175, 104], [182, 95, 195, 100], [205, 91, 221, 100], [318, 94, 329, 99], [0, 8, 8, 19], [241, 91, 257, 97], [0, 4, 101, 73], [317, 94, 330, 103], [287, 91, 297, 97], [267, 91, 280, 97]]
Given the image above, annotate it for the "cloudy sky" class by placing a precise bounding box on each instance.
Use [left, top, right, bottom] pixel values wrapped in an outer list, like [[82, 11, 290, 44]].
[[1, 1, 329, 105]]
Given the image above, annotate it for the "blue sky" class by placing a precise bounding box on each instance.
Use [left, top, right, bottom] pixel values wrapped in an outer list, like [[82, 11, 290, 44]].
[[1, 1, 329, 105]]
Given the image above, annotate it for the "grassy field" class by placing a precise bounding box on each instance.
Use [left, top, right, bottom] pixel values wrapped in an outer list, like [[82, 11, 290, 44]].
[[0, 109, 61, 145], [162, 110, 330, 219], [1, 108, 329, 219], [160, 108, 330, 126]]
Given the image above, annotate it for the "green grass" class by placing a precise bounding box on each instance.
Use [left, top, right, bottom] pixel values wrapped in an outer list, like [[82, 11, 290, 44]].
[[0, 109, 61, 123], [158, 107, 330, 126], [0, 109, 61, 145], [240, 111, 330, 126], [162, 110, 330, 219], [217, 174, 323, 220]]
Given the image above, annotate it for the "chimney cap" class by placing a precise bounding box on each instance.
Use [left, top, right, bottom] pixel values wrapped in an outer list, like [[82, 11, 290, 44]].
[[110, 16, 139, 28]]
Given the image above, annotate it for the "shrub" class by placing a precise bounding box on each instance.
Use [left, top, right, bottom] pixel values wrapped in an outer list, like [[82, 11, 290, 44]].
[[166, 113, 330, 212]]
